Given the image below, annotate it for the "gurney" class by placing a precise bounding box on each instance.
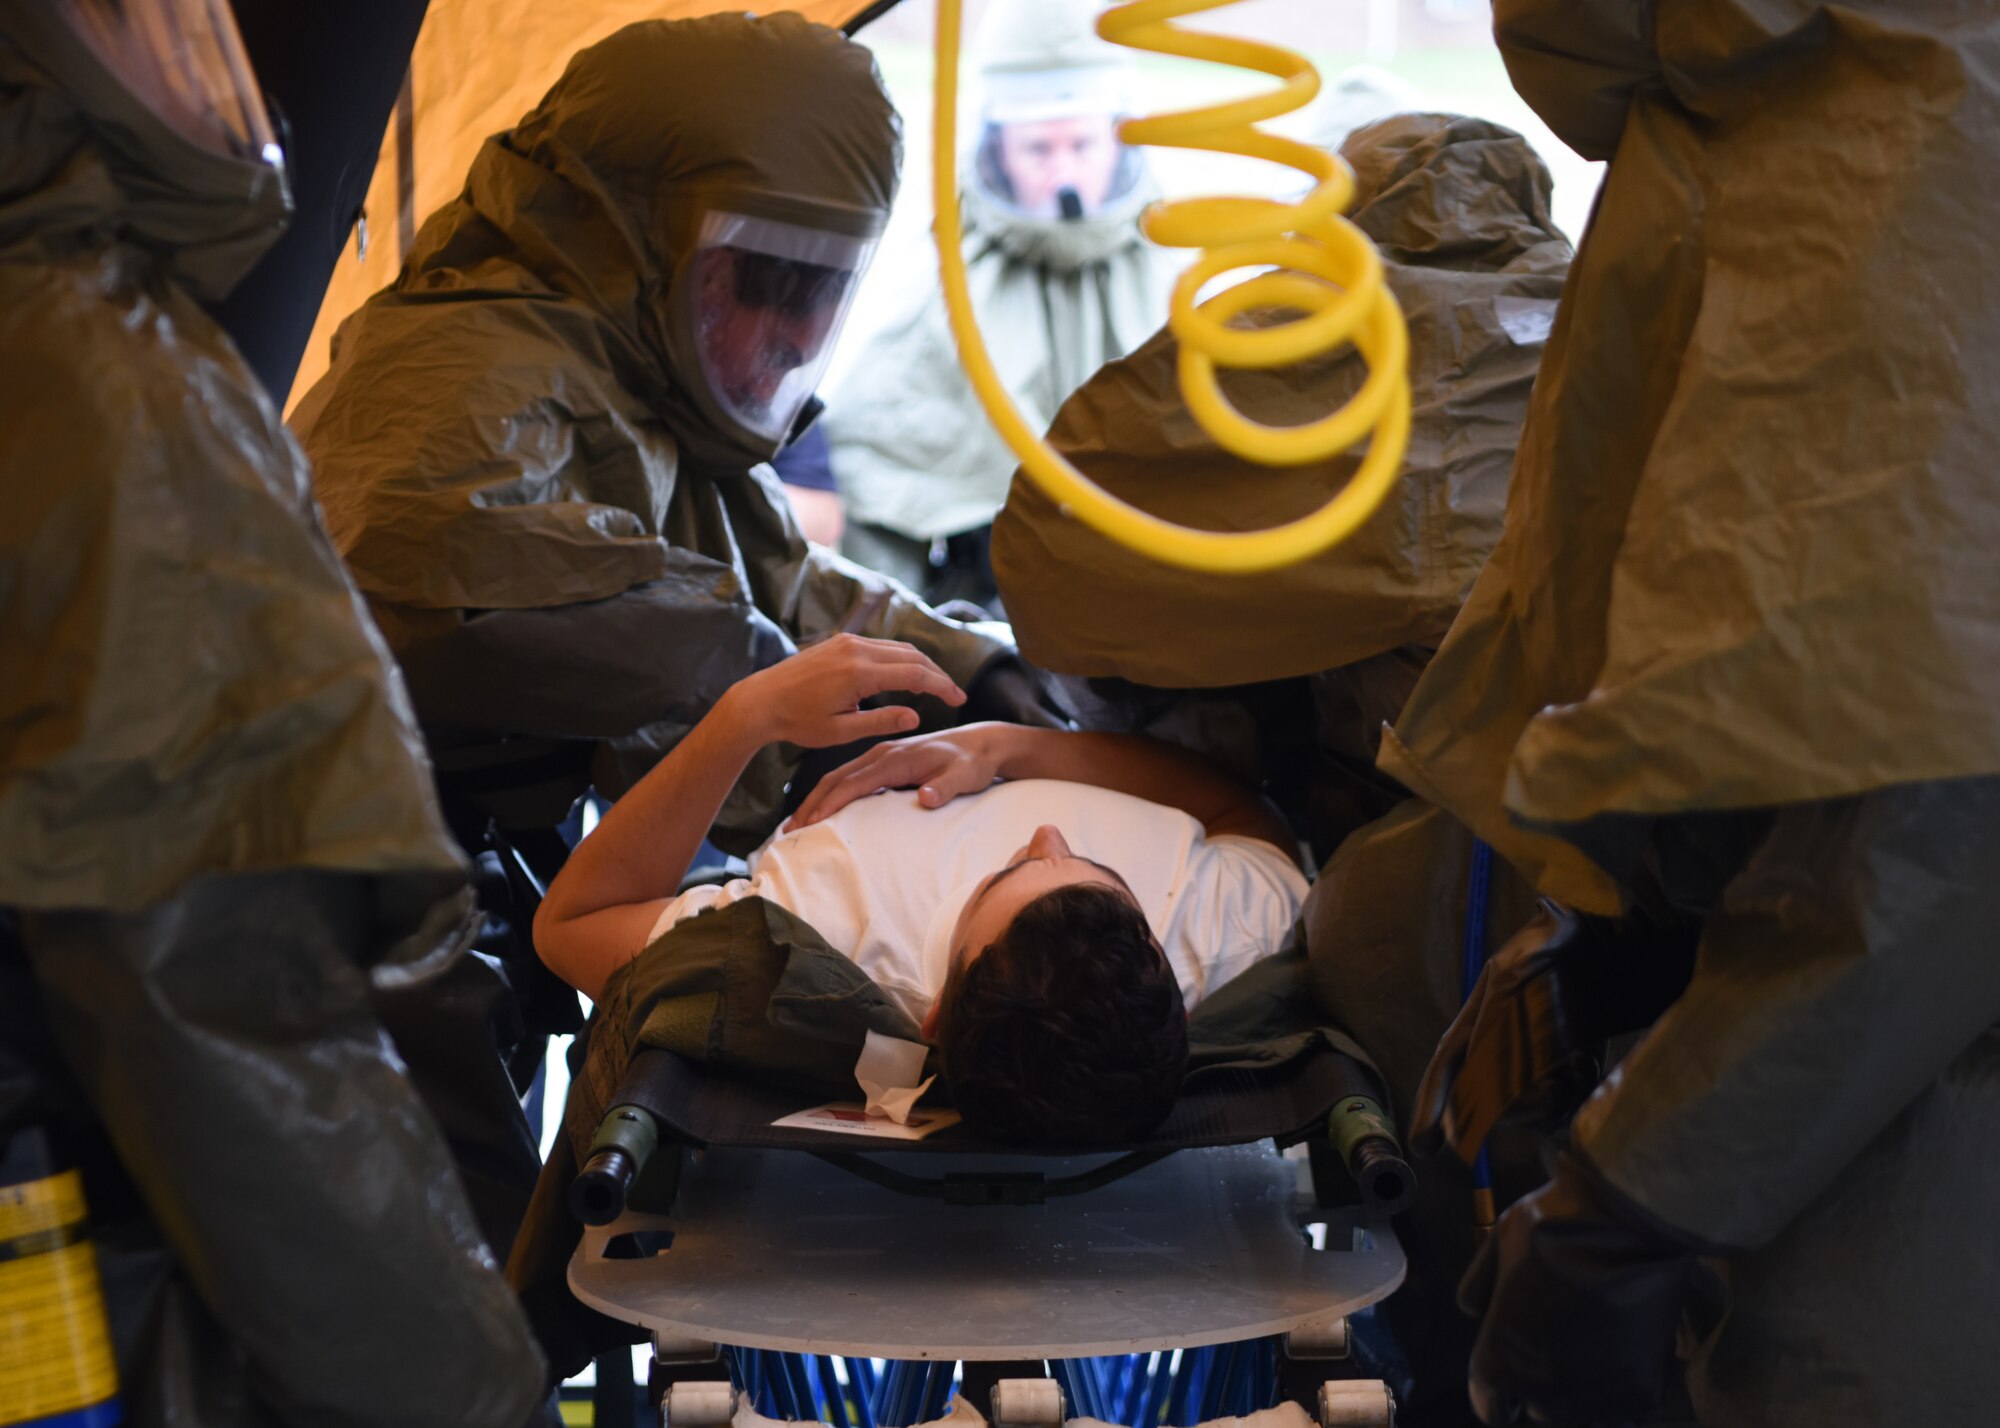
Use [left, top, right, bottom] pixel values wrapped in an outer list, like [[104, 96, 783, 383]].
[[564, 1044, 1413, 1426]]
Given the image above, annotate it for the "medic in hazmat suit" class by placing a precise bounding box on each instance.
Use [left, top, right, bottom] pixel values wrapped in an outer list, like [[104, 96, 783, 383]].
[[0, 2, 544, 1423], [291, 14, 1034, 856], [822, 0, 1176, 609], [1389, 3, 2000, 1425]]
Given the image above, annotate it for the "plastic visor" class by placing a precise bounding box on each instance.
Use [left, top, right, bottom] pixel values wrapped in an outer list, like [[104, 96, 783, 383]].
[[689, 210, 877, 447], [972, 63, 1141, 219], [974, 114, 1141, 221], [57, 0, 282, 167]]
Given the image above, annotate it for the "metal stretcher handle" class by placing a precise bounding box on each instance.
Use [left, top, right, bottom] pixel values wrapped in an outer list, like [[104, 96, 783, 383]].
[[572, 1103, 661, 1226], [1327, 1095, 1415, 1213]]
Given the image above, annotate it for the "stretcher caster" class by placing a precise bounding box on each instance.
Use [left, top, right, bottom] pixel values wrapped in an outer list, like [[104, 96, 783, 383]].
[[1318, 1380, 1394, 1428], [654, 1334, 722, 1365], [1284, 1316, 1351, 1360], [665, 1380, 738, 1427], [990, 1378, 1065, 1428]]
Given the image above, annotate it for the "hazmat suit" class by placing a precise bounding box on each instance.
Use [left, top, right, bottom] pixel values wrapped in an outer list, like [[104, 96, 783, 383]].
[[992, 115, 1572, 1425], [1379, 4, 2000, 1425], [823, 0, 1176, 607], [993, 112, 1569, 692], [290, 14, 1016, 852], [0, 2, 544, 1424]]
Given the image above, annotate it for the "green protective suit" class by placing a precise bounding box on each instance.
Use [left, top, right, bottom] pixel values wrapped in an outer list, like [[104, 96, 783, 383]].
[[1377, 4, 2000, 1423], [290, 15, 1011, 849], [1381, 2, 2000, 914], [0, 6, 544, 1426], [991, 114, 1572, 689]]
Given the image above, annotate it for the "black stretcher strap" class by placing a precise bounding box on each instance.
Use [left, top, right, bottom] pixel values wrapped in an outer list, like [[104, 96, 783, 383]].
[[605, 1044, 1378, 1157], [816, 1149, 1173, 1204]]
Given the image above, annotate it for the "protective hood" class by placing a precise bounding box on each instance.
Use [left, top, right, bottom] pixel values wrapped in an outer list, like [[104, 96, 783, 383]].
[[1381, 0, 2000, 915], [0, 6, 464, 913], [974, 0, 1136, 113], [960, 157, 1156, 270], [990, 114, 1572, 688], [431, 12, 896, 469], [1491, 0, 1660, 162], [0, 0, 289, 300], [964, 0, 1148, 234], [291, 14, 926, 615]]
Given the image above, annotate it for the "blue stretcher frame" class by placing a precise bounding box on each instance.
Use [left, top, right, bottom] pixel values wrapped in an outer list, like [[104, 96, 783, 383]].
[[723, 1341, 1291, 1428]]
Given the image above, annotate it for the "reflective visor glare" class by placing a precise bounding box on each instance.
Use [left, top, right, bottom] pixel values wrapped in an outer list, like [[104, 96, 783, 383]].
[[691, 211, 875, 444]]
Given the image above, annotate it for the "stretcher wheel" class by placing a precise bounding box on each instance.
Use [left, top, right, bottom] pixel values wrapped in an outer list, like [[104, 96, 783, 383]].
[[654, 1334, 722, 1365], [1285, 1316, 1350, 1360], [990, 1377, 1065, 1427], [1318, 1380, 1394, 1428], [666, 1381, 738, 1427]]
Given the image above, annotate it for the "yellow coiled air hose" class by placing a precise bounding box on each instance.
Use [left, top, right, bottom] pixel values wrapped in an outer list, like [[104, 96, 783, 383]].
[[932, 0, 1412, 574]]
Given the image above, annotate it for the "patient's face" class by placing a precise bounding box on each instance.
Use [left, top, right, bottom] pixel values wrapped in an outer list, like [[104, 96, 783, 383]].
[[920, 825, 1137, 1039]]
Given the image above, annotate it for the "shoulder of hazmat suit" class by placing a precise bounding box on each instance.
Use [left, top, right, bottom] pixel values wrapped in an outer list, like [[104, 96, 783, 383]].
[[0, 5, 544, 1423], [822, 0, 1176, 546], [1378, 7, 2000, 1425], [992, 113, 1572, 690], [291, 15, 1010, 831], [1381, 0, 2000, 913]]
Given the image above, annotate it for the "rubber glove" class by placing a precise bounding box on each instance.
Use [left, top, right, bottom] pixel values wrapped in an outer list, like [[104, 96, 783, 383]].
[[960, 656, 1068, 730], [1460, 1148, 1716, 1426], [1412, 902, 1696, 1163]]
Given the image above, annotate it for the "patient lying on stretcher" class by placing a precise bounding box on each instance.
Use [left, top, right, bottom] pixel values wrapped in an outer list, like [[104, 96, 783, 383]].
[[535, 635, 1307, 1142]]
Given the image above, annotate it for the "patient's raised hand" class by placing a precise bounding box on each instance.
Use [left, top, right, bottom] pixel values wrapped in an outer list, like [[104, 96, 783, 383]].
[[727, 633, 966, 749], [789, 723, 1017, 826]]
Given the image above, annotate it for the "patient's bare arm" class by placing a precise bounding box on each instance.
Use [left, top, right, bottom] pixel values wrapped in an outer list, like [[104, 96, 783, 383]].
[[535, 635, 966, 999], [788, 723, 1295, 853]]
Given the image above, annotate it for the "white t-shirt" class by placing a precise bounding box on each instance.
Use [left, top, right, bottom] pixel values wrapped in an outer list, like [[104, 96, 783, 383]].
[[646, 778, 1310, 1025]]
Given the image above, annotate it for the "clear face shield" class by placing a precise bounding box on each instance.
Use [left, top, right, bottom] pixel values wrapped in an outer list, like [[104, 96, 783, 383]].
[[686, 209, 876, 448], [973, 66, 1143, 222], [55, 0, 282, 167]]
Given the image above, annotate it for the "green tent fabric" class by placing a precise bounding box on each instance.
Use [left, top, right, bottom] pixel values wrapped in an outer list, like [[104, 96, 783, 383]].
[[991, 113, 1571, 690], [1379, 1, 2000, 916], [1373, 6, 2000, 1423], [290, 14, 1011, 844], [0, 5, 544, 1424], [823, 0, 1176, 557]]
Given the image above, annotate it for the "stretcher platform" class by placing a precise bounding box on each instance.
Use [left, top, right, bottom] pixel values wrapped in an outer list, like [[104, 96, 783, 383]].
[[569, 1140, 1404, 1360]]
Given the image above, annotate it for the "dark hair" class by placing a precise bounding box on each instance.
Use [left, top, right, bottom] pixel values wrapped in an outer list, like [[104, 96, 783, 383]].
[[938, 883, 1188, 1144]]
